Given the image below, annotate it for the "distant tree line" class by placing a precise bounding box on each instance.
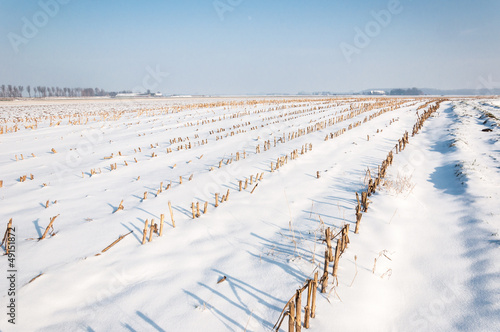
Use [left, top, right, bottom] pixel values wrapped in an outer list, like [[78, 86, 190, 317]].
[[0, 84, 110, 98], [389, 87, 424, 96]]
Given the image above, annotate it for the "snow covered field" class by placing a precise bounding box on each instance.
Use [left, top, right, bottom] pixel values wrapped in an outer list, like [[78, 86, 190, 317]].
[[0, 97, 498, 331]]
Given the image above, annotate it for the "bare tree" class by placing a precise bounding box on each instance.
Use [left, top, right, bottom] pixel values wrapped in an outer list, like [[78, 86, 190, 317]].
[[1, 84, 112, 98]]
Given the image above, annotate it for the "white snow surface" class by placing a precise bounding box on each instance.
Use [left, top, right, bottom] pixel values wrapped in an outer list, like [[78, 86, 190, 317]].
[[0, 97, 499, 331]]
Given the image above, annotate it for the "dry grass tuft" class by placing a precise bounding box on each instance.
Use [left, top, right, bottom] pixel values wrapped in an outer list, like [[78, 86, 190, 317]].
[[382, 172, 415, 196]]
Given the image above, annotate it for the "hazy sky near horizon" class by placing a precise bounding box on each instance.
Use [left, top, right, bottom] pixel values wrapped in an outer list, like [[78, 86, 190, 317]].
[[1, 0, 499, 95]]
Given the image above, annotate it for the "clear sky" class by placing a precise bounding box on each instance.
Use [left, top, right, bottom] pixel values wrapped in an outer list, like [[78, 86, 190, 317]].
[[1, 0, 499, 95]]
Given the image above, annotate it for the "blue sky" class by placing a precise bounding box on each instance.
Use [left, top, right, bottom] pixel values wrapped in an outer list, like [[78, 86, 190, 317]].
[[0, 0, 499, 94]]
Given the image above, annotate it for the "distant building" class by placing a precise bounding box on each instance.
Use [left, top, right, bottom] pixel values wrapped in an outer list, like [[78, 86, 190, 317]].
[[114, 91, 163, 98], [115, 92, 146, 98], [362, 90, 387, 95]]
